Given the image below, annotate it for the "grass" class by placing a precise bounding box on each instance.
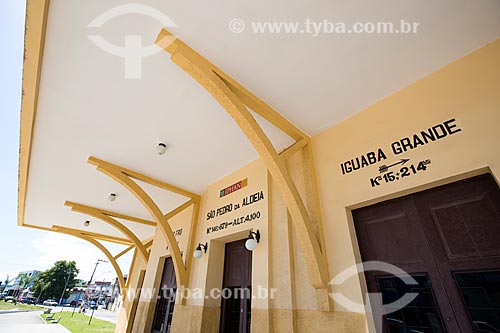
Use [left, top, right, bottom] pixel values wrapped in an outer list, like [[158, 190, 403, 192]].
[[0, 301, 44, 311], [42, 311, 116, 333]]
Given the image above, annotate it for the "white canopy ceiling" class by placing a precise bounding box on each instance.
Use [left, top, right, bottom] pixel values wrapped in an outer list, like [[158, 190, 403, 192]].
[[23, 0, 500, 241]]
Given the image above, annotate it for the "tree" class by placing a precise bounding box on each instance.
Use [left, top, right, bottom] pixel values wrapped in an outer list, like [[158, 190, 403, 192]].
[[14, 273, 32, 297], [32, 260, 79, 300]]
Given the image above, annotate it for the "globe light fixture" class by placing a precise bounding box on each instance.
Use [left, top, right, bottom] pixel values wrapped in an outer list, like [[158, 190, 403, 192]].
[[245, 229, 260, 251], [157, 143, 167, 155], [193, 242, 208, 259]]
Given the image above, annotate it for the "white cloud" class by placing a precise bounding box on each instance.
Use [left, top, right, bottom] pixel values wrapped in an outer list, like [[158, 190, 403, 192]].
[[30, 233, 131, 283]]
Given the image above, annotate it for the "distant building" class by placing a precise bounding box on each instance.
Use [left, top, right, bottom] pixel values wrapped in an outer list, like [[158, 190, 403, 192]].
[[4, 270, 40, 293]]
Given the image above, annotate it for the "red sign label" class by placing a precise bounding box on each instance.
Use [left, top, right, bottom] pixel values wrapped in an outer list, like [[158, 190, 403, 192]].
[[220, 179, 248, 198]]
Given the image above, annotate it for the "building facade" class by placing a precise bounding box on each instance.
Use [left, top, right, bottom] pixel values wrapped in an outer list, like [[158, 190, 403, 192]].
[[18, 1, 500, 332]]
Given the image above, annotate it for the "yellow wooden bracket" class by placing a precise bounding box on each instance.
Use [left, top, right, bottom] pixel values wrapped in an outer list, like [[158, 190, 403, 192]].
[[88, 157, 200, 200], [114, 245, 135, 261], [279, 138, 309, 160], [87, 156, 201, 301], [65, 201, 150, 262], [143, 237, 154, 250], [52, 225, 126, 292], [26, 223, 134, 246], [156, 29, 331, 309], [156, 31, 307, 142]]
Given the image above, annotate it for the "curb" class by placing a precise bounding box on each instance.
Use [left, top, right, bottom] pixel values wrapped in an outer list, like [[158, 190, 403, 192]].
[[0, 309, 38, 314], [38, 312, 48, 324]]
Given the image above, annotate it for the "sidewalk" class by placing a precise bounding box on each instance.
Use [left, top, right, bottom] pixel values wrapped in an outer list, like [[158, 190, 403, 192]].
[[0, 310, 70, 333]]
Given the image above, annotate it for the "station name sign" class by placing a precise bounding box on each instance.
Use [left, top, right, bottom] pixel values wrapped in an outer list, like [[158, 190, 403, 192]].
[[340, 118, 462, 175]]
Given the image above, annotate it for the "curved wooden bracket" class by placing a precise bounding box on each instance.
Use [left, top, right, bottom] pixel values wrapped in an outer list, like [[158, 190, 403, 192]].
[[156, 29, 331, 309], [52, 225, 126, 292], [86, 156, 200, 298], [65, 201, 150, 262], [24, 223, 134, 246]]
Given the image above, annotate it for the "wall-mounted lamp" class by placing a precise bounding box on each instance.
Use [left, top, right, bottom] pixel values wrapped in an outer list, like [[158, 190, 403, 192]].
[[108, 193, 117, 202], [156, 143, 167, 155], [245, 230, 260, 251], [84, 220, 90, 227], [193, 242, 208, 259]]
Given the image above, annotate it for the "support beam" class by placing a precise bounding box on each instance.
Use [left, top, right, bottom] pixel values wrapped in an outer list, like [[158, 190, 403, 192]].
[[143, 238, 154, 250], [92, 208, 156, 227], [52, 226, 126, 292], [65, 201, 149, 262], [184, 199, 200, 281], [279, 138, 310, 160], [87, 157, 200, 302], [164, 198, 195, 219], [88, 156, 200, 200], [25, 224, 134, 246], [156, 29, 331, 309], [156, 30, 308, 141], [126, 249, 138, 289], [114, 245, 135, 261]]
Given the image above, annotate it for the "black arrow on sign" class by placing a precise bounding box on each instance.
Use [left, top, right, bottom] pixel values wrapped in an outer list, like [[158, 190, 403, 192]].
[[379, 158, 410, 173]]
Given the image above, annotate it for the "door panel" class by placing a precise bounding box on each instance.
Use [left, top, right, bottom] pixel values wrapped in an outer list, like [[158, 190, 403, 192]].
[[152, 258, 177, 333], [354, 174, 500, 332], [220, 239, 252, 333]]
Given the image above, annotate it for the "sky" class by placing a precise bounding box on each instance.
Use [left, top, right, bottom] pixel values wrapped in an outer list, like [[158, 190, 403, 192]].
[[0, 0, 129, 285]]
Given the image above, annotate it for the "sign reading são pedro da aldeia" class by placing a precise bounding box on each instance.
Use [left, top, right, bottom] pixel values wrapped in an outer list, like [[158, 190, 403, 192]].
[[340, 118, 462, 187], [205, 178, 265, 235]]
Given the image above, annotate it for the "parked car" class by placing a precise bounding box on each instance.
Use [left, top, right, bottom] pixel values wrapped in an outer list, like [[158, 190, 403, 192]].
[[4, 296, 16, 303], [20, 297, 36, 304], [43, 299, 58, 306]]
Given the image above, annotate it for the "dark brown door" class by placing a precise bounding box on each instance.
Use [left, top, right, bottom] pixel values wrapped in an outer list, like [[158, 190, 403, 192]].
[[220, 239, 252, 333], [152, 258, 177, 333], [353, 174, 500, 332]]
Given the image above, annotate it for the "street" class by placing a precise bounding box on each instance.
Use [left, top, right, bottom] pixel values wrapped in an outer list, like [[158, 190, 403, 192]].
[[82, 307, 119, 324]]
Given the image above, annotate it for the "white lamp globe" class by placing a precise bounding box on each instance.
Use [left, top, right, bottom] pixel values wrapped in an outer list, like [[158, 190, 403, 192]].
[[157, 143, 167, 155], [193, 249, 203, 259], [245, 238, 258, 251]]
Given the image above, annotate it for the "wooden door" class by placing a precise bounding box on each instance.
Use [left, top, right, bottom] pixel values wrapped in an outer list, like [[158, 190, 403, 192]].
[[152, 258, 177, 333], [353, 174, 500, 332], [220, 239, 252, 333]]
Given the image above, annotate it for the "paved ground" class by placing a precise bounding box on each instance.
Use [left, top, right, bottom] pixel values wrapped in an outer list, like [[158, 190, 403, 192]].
[[0, 310, 70, 332]]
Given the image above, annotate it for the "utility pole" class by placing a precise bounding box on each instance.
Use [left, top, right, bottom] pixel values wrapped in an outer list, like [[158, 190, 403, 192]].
[[85, 259, 108, 309], [88, 259, 107, 285], [58, 272, 71, 306]]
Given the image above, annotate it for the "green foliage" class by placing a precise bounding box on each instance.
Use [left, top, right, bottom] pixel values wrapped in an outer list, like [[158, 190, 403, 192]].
[[43, 311, 115, 333], [32, 260, 80, 300], [0, 302, 43, 311], [18, 273, 32, 288]]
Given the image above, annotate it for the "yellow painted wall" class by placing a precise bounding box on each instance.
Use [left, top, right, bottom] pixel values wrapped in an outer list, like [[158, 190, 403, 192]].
[[123, 38, 500, 333], [188, 159, 269, 309], [312, 39, 500, 315]]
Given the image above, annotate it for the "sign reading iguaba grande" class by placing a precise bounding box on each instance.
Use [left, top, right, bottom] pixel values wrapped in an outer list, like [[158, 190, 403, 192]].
[[340, 118, 462, 175]]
